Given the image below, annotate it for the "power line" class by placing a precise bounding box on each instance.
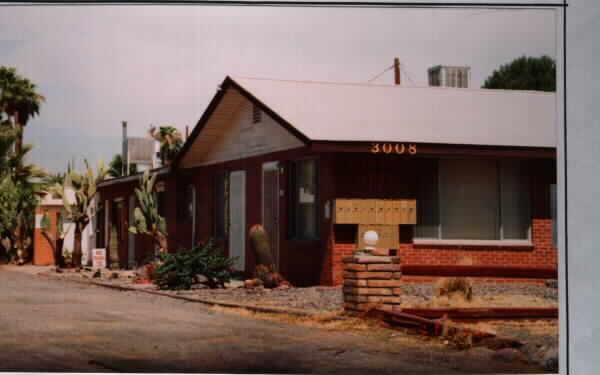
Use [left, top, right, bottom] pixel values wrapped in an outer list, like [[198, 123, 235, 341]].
[[367, 64, 394, 83], [400, 63, 416, 86]]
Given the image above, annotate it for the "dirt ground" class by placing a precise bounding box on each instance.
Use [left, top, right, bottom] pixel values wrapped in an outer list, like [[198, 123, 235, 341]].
[[29, 266, 559, 372], [1, 266, 551, 374]]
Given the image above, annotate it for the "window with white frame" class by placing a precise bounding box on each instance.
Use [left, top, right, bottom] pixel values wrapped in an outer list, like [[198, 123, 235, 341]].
[[415, 159, 531, 241]]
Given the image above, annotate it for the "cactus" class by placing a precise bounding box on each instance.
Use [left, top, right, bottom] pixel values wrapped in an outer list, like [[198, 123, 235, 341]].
[[128, 170, 168, 254], [248, 224, 290, 288], [248, 224, 275, 271], [50, 160, 108, 267]]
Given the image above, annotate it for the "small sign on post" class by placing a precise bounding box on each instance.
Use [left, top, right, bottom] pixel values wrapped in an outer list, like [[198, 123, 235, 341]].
[[92, 248, 106, 269]]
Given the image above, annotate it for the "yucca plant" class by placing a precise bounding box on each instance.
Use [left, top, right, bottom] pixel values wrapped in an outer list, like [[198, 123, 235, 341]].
[[50, 160, 108, 267], [40, 211, 68, 266], [129, 170, 168, 254]]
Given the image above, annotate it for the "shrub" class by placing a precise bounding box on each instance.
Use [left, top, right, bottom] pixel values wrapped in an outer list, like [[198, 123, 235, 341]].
[[154, 241, 236, 290]]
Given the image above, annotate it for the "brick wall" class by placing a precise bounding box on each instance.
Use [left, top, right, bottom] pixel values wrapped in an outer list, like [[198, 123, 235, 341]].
[[321, 218, 557, 286]]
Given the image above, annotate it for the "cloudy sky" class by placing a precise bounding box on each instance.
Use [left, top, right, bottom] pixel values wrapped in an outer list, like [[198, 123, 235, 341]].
[[0, 5, 556, 173]]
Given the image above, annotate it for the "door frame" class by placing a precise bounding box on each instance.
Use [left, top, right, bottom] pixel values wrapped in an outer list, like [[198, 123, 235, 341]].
[[262, 161, 280, 271]]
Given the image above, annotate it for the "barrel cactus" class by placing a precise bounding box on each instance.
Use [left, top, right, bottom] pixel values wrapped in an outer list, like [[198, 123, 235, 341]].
[[248, 224, 275, 271]]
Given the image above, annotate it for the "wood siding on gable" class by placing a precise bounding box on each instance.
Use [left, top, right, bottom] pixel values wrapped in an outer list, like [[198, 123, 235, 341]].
[[181, 93, 304, 168]]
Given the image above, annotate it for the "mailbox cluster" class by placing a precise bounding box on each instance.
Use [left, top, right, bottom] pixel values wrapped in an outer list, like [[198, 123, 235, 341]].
[[334, 199, 417, 225]]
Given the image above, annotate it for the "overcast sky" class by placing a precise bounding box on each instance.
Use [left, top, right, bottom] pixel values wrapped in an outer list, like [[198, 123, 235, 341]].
[[0, 5, 556, 173]]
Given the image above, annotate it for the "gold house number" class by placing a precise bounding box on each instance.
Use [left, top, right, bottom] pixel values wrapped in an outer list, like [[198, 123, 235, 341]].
[[370, 143, 417, 155]]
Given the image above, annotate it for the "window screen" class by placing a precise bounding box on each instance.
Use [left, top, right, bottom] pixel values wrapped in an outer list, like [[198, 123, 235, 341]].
[[289, 159, 318, 240], [439, 159, 499, 240], [415, 158, 531, 241], [500, 160, 531, 239]]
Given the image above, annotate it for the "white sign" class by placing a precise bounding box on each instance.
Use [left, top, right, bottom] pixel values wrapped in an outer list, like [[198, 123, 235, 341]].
[[299, 187, 315, 204], [92, 248, 106, 269], [35, 214, 43, 229]]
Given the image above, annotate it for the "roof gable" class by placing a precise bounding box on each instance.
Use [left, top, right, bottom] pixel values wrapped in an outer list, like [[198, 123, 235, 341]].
[[178, 80, 305, 168]]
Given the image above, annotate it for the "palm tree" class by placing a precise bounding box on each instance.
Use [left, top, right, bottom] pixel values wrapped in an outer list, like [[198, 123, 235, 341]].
[[108, 153, 138, 178], [149, 125, 183, 165], [1, 67, 45, 264], [0, 66, 45, 154], [0, 125, 15, 176], [0, 143, 47, 264]]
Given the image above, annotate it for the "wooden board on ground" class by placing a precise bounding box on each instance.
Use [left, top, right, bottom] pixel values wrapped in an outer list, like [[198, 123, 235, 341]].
[[356, 224, 400, 249]]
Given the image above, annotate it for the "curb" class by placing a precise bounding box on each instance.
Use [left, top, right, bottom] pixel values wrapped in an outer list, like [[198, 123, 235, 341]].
[[41, 273, 345, 319]]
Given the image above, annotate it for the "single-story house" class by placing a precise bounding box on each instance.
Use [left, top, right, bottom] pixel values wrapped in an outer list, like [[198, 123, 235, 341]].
[[33, 189, 97, 265], [96, 76, 557, 286]]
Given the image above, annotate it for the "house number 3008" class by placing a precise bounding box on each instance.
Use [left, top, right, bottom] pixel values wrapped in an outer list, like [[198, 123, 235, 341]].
[[370, 143, 417, 155]]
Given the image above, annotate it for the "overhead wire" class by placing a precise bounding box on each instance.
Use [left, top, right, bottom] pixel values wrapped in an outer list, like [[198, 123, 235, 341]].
[[367, 64, 394, 83]]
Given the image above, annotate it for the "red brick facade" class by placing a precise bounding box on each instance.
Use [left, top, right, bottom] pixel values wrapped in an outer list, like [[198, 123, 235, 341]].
[[322, 218, 557, 286]]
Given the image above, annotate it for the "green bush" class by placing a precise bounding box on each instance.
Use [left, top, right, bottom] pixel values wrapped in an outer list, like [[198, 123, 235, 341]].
[[154, 241, 236, 290]]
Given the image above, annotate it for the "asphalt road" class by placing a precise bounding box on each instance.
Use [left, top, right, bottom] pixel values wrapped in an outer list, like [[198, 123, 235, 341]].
[[0, 267, 543, 374]]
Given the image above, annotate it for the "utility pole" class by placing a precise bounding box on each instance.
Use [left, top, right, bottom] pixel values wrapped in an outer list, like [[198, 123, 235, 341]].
[[122, 121, 128, 176], [394, 57, 401, 85]]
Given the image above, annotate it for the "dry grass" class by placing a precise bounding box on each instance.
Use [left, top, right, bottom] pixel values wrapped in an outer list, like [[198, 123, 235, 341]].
[[484, 320, 559, 336], [407, 294, 558, 308], [209, 305, 432, 347]]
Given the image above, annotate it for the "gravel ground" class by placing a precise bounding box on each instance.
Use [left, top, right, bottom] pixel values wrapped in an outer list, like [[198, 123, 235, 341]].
[[38, 267, 558, 312]]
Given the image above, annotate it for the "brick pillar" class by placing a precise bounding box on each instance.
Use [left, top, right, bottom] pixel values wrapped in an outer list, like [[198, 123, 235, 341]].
[[342, 252, 402, 313]]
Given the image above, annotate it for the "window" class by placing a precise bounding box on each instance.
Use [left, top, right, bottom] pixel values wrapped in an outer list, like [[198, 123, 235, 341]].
[[214, 172, 229, 239], [177, 183, 195, 223], [289, 159, 318, 240], [95, 205, 105, 248], [416, 159, 531, 241]]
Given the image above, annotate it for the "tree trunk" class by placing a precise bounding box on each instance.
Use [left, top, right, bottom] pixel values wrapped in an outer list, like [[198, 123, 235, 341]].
[[13, 111, 22, 155], [14, 217, 26, 265], [155, 231, 168, 254], [56, 238, 65, 267], [73, 223, 83, 268]]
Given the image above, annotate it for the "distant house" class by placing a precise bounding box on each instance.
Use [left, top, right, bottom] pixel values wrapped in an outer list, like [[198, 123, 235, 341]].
[[33, 189, 96, 266], [96, 76, 557, 286]]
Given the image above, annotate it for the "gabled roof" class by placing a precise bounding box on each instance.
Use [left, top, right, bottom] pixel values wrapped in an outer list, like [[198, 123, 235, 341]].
[[175, 76, 556, 166]]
